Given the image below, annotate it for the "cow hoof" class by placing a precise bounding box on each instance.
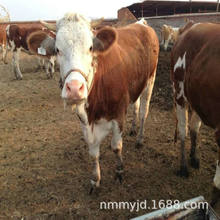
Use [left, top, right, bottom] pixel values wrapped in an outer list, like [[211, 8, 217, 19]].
[[210, 198, 217, 208], [129, 129, 137, 136], [47, 73, 53, 79], [15, 75, 23, 80], [210, 186, 220, 207], [115, 172, 123, 184], [190, 158, 200, 169], [89, 186, 98, 195], [135, 142, 143, 149], [89, 179, 101, 195], [89, 186, 95, 195], [89, 185, 101, 195], [176, 167, 189, 178], [115, 167, 123, 183]]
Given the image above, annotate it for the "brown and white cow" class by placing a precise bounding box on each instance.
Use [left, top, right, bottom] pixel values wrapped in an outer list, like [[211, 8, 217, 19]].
[[6, 23, 56, 80], [27, 13, 159, 192], [171, 22, 220, 206], [161, 24, 179, 51]]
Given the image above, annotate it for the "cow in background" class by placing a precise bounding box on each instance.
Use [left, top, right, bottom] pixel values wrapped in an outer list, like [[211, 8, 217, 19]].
[[37, 56, 56, 78], [0, 23, 8, 64], [136, 18, 148, 26], [171, 21, 220, 206], [6, 23, 56, 80], [27, 13, 159, 192], [161, 24, 179, 51]]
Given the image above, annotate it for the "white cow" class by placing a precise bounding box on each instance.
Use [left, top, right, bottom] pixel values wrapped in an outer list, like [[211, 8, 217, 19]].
[[161, 24, 179, 51]]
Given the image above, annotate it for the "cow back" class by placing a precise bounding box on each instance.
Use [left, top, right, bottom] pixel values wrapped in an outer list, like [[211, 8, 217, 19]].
[[8, 23, 44, 51]]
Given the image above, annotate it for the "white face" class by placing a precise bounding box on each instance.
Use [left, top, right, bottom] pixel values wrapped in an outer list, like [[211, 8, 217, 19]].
[[55, 14, 94, 105]]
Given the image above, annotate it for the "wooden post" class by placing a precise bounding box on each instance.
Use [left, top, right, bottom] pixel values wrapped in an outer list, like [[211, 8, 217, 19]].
[[141, 4, 143, 17], [189, 0, 192, 13]]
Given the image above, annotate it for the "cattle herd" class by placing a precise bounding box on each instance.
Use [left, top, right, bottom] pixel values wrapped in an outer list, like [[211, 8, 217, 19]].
[[1, 12, 220, 212], [0, 21, 56, 79]]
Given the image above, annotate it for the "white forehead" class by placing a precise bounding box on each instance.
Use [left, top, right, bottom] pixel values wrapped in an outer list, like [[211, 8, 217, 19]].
[[55, 13, 93, 49]]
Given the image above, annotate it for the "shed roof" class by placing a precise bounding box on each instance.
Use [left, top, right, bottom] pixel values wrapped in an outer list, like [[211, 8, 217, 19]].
[[126, 0, 219, 17]]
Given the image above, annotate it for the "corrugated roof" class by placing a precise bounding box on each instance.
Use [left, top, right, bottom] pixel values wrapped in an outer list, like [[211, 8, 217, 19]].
[[126, 0, 219, 17]]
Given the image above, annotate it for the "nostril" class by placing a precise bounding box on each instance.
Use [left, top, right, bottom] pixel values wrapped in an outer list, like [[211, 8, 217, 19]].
[[79, 83, 84, 92], [65, 81, 85, 99], [66, 82, 71, 92]]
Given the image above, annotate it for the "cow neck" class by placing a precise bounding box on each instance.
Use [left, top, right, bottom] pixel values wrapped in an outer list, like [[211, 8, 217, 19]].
[[87, 57, 98, 97]]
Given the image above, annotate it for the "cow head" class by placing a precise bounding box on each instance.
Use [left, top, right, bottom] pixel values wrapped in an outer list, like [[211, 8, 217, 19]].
[[27, 13, 117, 106]]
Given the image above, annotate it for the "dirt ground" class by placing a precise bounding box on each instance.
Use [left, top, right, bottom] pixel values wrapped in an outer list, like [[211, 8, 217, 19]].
[[0, 51, 219, 219]]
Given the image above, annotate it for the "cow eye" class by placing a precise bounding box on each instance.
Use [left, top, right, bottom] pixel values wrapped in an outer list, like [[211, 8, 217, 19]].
[[56, 48, 60, 54], [89, 46, 93, 52]]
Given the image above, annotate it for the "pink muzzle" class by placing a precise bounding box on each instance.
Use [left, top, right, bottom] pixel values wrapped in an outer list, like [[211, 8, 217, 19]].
[[66, 80, 85, 100], [62, 69, 88, 102]]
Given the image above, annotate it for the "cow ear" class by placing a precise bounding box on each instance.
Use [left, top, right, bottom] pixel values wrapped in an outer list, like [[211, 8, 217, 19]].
[[93, 27, 117, 54], [27, 30, 56, 57]]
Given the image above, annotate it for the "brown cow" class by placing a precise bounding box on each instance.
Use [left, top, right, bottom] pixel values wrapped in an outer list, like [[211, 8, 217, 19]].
[[27, 13, 159, 192], [6, 23, 56, 80], [171, 22, 220, 206], [0, 23, 8, 64]]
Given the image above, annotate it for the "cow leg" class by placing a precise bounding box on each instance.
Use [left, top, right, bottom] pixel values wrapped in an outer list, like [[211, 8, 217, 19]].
[[111, 121, 123, 183], [189, 111, 201, 169], [45, 60, 51, 78], [89, 143, 101, 194], [45, 56, 55, 79], [0, 45, 4, 62], [87, 120, 112, 194], [176, 102, 189, 177], [129, 97, 140, 136], [161, 36, 164, 46], [211, 130, 220, 207], [37, 57, 44, 71], [2, 45, 8, 64], [136, 70, 156, 148], [12, 48, 23, 80], [164, 35, 171, 51]]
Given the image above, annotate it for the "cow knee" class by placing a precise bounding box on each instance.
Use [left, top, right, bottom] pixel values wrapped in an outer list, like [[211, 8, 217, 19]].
[[111, 121, 122, 151], [89, 144, 100, 158], [111, 137, 122, 151], [176, 104, 188, 140]]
